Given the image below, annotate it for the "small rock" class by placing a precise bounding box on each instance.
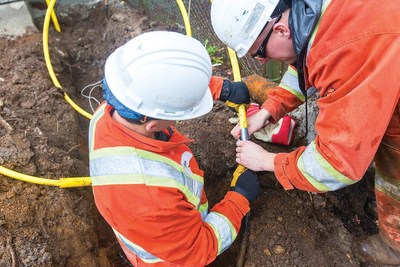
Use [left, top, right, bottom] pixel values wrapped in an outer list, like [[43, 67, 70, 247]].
[[273, 245, 286, 255], [21, 100, 35, 109], [290, 250, 300, 258], [3, 107, 12, 115], [263, 248, 272, 256], [111, 13, 126, 22], [6, 190, 15, 199]]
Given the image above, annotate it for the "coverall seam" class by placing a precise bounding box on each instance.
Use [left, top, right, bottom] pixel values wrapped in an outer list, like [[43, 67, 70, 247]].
[[312, 32, 400, 72]]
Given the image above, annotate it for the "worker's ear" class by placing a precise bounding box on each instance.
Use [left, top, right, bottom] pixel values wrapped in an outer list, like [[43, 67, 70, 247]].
[[144, 120, 159, 133], [275, 22, 291, 38]]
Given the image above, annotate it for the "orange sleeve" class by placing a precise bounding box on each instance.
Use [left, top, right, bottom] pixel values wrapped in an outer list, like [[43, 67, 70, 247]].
[[209, 76, 224, 101], [113, 188, 249, 266], [273, 30, 400, 192], [274, 148, 320, 191], [261, 87, 304, 123], [260, 64, 304, 124]]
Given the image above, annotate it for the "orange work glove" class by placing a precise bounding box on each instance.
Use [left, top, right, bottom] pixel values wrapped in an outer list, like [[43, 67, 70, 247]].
[[243, 74, 278, 105]]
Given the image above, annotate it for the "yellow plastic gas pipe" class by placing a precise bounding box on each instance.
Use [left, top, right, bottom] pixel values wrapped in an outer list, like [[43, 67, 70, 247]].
[[205, 1, 245, 184], [43, 0, 93, 119], [231, 104, 249, 186], [206, 2, 251, 265], [227, 47, 242, 82], [42, 0, 61, 88], [0, 166, 91, 188], [0, 0, 93, 187], [176, 0, 192, 37], [0, 0, 243, 189], [45, 0, 61, 32]]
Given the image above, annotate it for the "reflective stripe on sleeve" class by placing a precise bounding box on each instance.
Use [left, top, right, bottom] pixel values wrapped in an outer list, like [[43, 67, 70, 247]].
[[375, 173, 400, 201], [198, 202, 209, 219], [88, 104, 106, 152], [308, 0, 332, 52], [113, 228, 164, 264], [297, 141, 357, 191], [204, 212, 237, 255], [279, 66, 305, 101], [90, 147, 203, 207]]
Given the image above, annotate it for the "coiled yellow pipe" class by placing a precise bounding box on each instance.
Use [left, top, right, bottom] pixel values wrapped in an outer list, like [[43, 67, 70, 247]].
[[43, 0, 93, 119], [45, 0, 61, 32], [0, 0, 92, 187], [0, 0, 242, 188]]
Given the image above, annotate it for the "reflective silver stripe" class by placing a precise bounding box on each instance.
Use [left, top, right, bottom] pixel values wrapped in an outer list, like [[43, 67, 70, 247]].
[[90, 147, 203, 207], [204, 212, 237, 254], [113, 228, 163, 264], [198, 202, 209, 219], [297, 141, 357, 191], [306, 87, 317, 97], [279, 66, 305, 101], [90, 154, 141, 176], [307, 0, 332, 55], [88, 104, 106, 152], [375, 173, 400, 200]]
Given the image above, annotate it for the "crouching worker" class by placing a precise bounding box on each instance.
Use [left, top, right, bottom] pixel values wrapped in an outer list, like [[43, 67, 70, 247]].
[[88, 31, 259, 267]]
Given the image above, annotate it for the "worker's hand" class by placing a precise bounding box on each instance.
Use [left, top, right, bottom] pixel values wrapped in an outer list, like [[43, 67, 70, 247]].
[[231, 108, 271, 139], [236, 140, 276, 172], [230, 169, 260, 203], [219, 80, 250, 111]]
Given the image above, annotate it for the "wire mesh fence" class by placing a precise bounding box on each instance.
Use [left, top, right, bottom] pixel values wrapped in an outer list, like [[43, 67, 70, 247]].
[[126, 0, 285, 81]]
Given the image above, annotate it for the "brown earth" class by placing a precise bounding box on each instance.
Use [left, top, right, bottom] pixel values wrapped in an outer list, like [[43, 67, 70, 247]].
[[0, 2, 379, 267]]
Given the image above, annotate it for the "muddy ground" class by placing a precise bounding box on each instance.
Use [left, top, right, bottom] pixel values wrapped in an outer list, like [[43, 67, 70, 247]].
[[0, 2, 379, 267]]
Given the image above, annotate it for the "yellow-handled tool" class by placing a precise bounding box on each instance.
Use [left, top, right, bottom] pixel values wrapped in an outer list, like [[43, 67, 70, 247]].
[[231, 104, 251, 267], [231, 104, 249, 186]]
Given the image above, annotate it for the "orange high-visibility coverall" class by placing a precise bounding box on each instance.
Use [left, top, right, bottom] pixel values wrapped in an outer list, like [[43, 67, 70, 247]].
[[88, 79, 248, 267], [261, 0, 400, 250]]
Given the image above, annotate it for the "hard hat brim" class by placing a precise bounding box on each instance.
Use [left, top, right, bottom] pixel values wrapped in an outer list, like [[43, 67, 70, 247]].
[[176, 87, 213, 120]]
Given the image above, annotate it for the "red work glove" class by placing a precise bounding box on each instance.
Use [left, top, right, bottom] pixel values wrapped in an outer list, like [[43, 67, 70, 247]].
[[228, 103, 296, 146], [254, 115, 296, 146]]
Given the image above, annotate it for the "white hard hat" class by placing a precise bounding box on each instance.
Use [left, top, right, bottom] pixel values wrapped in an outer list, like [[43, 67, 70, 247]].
[[211, 0, 280, 58], [104, 31, 213, 121]]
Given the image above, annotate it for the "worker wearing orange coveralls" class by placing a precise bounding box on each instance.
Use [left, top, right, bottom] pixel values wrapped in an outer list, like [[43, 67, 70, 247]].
[[88, 31, 259, 267], [211, 0, 400, 265]]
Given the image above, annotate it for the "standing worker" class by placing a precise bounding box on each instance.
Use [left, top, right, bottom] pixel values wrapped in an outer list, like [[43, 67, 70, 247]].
[[88, 31, 258, 266], [211, 0, 400, 265]]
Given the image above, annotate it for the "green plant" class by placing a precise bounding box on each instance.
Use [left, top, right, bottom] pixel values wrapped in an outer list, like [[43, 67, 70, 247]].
[[204, 39, 224, 65]]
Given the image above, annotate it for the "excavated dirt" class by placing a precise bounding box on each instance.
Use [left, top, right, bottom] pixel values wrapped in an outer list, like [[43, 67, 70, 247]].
[[0, 2, 379, 266]]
